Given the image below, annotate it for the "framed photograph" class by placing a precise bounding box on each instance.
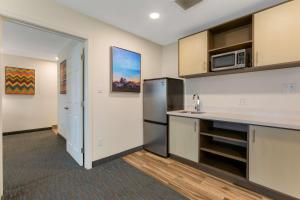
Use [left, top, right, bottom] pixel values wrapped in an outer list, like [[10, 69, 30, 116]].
[[5, 66, 35, 95], [60, 60, 67, 94], [111, 46, 141, 93]]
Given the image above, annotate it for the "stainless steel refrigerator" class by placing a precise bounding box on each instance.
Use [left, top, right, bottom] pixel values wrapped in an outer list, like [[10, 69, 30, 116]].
[[143, 78, 184, 157]]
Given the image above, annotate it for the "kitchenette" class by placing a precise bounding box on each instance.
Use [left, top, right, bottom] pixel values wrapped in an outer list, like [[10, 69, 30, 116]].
[[167, 110, 300, 199], [143, 1, 300, 200]]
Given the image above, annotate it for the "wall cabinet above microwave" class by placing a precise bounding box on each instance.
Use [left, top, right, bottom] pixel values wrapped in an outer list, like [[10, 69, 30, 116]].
[[178, 0, 300, 78], [253, 0, 300, 67]]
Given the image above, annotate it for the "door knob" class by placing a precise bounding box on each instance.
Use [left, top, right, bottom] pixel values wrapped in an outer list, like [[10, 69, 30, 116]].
[[64, 106, 69, 110]]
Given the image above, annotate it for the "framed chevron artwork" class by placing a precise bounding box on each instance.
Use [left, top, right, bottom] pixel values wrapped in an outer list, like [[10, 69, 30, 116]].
[[5, 66, 35, 95]]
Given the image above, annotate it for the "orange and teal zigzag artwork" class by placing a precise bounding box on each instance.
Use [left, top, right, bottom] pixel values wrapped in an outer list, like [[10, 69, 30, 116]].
[[5, 66, 35, 95]]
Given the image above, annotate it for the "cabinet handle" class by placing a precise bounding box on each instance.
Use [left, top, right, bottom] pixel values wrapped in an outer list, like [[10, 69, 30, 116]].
[[252, 129, 256, 143], [255, 51, 258, 66], [203, 61, 206, 72], [194, 121, 197, 132]]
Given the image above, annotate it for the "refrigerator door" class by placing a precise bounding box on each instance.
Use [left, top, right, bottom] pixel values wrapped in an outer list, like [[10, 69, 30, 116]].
[[143, 121, 168, 157], [143, 79, 167, 124]]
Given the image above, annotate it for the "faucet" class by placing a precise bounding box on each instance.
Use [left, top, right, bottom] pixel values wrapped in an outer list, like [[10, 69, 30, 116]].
[[193, 94, 200, 112]]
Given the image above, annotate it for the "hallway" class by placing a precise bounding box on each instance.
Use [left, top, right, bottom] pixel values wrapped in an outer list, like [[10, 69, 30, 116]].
[[3, 131, 186, 200]]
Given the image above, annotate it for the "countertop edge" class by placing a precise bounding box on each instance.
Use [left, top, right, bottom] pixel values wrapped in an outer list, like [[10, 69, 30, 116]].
[[167, 112, 300, 131]]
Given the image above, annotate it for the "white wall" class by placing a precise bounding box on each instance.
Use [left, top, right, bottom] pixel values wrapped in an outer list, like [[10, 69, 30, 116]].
[[1, 54, 58, 132], [0, 0, 163, 167], [162, 43, 300, 118], [162, 43, 179, 79]]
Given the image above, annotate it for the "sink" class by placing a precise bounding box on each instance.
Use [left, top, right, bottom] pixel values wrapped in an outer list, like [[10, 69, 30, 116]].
[[178, 111, 205, 114]]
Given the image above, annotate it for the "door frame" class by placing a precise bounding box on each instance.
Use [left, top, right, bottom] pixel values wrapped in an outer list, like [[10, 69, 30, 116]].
[[0, 16, 93, 170]]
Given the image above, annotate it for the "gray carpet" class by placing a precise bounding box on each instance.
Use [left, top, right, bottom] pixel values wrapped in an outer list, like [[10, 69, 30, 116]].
[[3, 131, 187, 200]]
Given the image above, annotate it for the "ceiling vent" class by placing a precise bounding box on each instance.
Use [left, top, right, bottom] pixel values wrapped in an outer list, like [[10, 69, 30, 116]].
[[175, 0, 203, 10]]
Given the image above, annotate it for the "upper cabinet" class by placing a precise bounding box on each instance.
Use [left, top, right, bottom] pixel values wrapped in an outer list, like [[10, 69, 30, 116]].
[[179, 31, 208, 76], [178, 1, 300, 78], [254, 0, 300, 67]]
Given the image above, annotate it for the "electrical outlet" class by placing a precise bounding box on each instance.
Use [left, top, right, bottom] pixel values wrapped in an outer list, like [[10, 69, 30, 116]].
[[239, 98, 247, 106]]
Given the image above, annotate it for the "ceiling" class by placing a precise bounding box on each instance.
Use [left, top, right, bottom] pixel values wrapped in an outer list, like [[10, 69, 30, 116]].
[[55, 0, 286, 45], [3, 21, 73, 61]]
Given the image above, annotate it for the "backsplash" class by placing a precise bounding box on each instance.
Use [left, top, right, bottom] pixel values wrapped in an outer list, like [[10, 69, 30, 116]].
[[184, 67, 300, 118]]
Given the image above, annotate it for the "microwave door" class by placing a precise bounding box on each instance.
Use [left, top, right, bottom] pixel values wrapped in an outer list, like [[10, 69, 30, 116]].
[[212, 53, 236, 71]]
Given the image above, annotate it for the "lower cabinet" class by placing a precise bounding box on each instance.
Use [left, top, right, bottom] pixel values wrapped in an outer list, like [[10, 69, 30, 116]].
[[169, 116, 199, 162], [249, 125, 300, 199]]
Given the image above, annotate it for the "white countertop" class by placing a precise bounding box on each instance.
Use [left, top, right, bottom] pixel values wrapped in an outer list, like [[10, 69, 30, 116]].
[[167, 110, 300, 130]]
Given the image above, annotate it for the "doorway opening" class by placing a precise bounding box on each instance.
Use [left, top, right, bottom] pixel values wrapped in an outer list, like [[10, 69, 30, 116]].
[[1, 18, 87, 195]]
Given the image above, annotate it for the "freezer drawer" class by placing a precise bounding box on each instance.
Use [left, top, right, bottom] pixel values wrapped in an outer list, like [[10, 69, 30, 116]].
[[143, 121, 168, 157]]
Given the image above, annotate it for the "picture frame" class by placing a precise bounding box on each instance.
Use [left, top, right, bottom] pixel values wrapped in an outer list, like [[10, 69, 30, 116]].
[[60, 60, 67, 94], [5, 66, 35, 95], [111, 46, 141, 93]]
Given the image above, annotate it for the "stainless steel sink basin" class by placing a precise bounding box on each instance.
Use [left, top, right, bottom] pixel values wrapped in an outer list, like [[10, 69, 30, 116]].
[[179, 111, 205, 114]]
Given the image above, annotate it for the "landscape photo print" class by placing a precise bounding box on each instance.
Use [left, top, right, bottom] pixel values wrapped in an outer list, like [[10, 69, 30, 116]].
[[111, 46, 141, 93]]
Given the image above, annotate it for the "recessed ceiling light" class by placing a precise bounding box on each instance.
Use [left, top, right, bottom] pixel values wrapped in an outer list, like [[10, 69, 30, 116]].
[[55, 57, 59, 61], [149, 12, 160, 20]]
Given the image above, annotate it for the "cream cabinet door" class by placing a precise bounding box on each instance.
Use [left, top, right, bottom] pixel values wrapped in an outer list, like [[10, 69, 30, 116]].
[[179, 31, 208, 76], [249, 125, 300, 199], [254, 0, 300, 67], [169, 116, 199, 162]]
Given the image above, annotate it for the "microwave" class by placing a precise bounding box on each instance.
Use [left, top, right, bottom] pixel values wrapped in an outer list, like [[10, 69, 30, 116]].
[[211, 49, 251, 71]]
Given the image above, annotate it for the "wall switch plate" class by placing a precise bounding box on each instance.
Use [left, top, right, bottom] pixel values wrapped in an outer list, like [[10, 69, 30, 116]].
[[239, 98, 247, 106], [287, 83, 297, 93], [283, 83, 297, 93]]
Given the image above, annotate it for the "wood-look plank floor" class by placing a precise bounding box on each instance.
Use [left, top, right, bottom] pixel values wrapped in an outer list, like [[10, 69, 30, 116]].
[[123, 151, 271, 200]]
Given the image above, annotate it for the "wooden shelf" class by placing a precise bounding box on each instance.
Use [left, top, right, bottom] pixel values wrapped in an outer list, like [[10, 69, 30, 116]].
[[200, 129, 247, 144], [200, 141, 247, 163], [209, 40, 252, 55], [199, 120, 248, 179], [180, 61, 300, 79], [200, 152, 246, 178]]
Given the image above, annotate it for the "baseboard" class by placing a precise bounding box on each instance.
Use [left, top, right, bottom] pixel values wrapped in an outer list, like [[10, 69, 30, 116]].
[[169, 154, 298, 200], [92, 146, 143, 167], [56, 133, 66, 142], [3, 127, 52, 136]]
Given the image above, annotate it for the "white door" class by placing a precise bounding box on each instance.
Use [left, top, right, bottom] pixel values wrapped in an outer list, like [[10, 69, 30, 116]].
[[59, 42, 84, 166]]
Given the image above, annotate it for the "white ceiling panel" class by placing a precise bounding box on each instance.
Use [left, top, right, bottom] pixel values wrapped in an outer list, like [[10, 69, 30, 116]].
[[55, 0, 286, 45]]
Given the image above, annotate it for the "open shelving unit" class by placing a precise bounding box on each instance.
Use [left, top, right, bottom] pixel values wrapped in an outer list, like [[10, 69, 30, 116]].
[[199, 120, 249, 178], [208, 15, 253, 58], [209, 40, 252, 55], [200, 152, 247, 178]]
